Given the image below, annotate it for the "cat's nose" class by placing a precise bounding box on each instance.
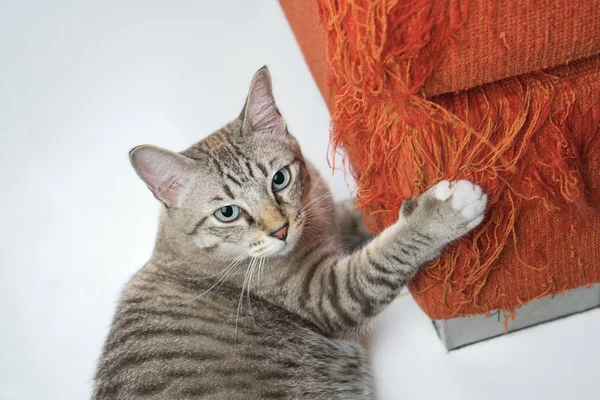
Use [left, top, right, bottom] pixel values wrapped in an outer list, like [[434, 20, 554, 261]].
[[269, 223, 289, 241]]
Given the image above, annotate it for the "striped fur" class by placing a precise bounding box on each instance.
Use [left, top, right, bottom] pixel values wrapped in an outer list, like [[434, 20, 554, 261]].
[[93, 68, 487, 399]]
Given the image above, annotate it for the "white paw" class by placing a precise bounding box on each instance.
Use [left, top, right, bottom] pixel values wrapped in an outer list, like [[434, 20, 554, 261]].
[[432, 180, 456, 201], [450, 180, 487, 227]]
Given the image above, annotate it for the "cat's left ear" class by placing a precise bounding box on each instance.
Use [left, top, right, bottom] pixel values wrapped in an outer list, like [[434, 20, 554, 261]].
[[129, 145, 193, 208], [241, 66, 286, 134]]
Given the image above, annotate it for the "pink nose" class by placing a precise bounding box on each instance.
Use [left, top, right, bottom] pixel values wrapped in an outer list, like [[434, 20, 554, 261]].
[[270, 223, 289, 241]]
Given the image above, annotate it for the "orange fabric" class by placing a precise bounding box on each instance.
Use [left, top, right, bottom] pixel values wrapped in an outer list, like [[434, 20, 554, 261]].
[[280, 0, 600, 99], [279, 0, 334, 109], [410, 59, 600, 318], [426, 0, 600, 96], [284, 0, 600, 319]]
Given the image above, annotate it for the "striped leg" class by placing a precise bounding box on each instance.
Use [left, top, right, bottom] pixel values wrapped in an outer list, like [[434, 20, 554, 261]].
[[294, 180, 487, 337]]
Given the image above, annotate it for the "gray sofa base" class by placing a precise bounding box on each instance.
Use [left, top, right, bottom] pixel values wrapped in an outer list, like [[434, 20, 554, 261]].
[[433, 284, 600, 350]]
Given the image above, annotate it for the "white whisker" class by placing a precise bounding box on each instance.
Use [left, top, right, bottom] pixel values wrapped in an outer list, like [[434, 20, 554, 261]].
[[235, 256, 255, 344], [172, 252, 248, 281], [258, 257, 266, 307], [181, 250, 250, 304]]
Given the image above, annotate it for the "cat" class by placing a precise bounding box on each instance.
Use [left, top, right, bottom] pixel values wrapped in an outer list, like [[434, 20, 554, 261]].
[[92, 67, 487, 399]]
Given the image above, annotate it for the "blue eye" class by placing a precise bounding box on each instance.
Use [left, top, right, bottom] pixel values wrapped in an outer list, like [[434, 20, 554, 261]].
[[272, 167, 291, 192], [214, 205, 242, 222]]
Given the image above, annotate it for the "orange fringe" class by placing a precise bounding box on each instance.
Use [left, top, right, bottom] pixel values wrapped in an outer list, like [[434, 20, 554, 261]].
[[318, 0, 600, 318]]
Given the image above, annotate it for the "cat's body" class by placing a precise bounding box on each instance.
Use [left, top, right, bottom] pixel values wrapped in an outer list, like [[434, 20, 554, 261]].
[[93, 68, 487, 399]]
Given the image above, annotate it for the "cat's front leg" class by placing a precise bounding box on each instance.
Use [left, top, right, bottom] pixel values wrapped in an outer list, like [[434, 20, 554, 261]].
[[334, 198, 373, 251], [298, 180, 487, 337]]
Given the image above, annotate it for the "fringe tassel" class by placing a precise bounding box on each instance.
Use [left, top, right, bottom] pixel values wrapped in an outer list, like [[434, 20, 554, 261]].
[[318, 0, 600, 317]]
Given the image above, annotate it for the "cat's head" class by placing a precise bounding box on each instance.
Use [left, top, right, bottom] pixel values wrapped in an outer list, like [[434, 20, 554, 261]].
[[129, 67, 312, 260]]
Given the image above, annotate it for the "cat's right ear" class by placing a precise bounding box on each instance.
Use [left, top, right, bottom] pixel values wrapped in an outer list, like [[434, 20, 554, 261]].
[[129, 145, 192, 208], [240, 66, 286, 135]]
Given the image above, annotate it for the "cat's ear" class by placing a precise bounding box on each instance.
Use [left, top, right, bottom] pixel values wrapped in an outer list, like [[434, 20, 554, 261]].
[[241, 66, 286, 134], [129, 145, 192, 208]]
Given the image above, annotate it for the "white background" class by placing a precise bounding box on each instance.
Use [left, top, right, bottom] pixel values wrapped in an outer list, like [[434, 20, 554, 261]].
[[1, 1, 598, 399]]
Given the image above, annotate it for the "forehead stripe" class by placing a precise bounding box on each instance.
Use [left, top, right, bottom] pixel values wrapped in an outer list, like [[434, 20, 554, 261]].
[[223, 184, 235, 199], [257, 162, 269, 177], [245, 160, 255, 178], [212, 158, 225, 177], [228, 142, 247, 160], [226, 173, 242, 187]]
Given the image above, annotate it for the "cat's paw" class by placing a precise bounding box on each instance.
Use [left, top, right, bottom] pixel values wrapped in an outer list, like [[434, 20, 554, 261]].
[[405, 179, 487, 244], [450, 180, 487, 228], [430, 180, 487, 229]]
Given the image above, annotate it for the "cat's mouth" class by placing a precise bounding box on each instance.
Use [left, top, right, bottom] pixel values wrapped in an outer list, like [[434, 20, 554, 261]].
[[267, 236, 293, 257], [276, 225, 302, 256], [249, 225, 300, 258], [249, 241, 287, 258]]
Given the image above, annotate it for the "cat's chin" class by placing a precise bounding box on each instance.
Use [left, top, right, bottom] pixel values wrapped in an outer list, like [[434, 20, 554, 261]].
[[254, 240, 296, 258]]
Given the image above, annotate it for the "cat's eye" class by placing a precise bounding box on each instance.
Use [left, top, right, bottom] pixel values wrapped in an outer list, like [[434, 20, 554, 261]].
[[272, 167, 291, 192], [214, 205, 242, 222]]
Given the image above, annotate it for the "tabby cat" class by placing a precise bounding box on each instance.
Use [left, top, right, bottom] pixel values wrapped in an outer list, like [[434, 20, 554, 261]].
[[93, 67, 487, 399]]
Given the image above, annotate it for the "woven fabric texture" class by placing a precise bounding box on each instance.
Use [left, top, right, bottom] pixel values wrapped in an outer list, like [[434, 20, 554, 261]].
[[280, 0, 600, 98]]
